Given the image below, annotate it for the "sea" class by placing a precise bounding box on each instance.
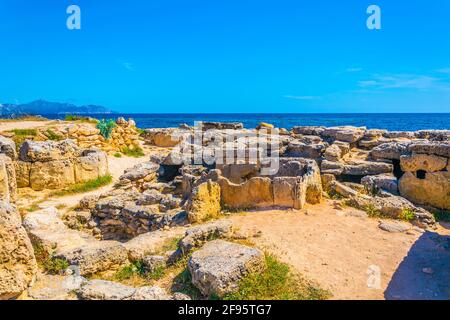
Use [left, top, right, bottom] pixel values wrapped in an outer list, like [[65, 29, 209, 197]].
[[41, 113, 450, 132]]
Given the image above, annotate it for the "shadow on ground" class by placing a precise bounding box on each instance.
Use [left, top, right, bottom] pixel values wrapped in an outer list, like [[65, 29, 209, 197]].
[[384, 231, 450, 300]]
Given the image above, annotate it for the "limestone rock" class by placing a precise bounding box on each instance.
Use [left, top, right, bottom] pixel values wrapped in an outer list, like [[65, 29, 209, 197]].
[[378, 221, 411, 233], [0, 155, 17, 203], [132, 286, 171, 300], [20, 139, 81, 162], [321, 126, 365, 143], [324, 144, 342, 162], [142, 255, 166, 272], [408, 142, 450, 158], [23, 207, 93, 256], [29, 159, 76, 191], [342, 160, 393, 176], [0, 136, 17, 160], [124, 228, 186, 261], [291, 126, 325, 136], [56, 241, 128, 276], [185, 180, 221, 223], [28, 274, 86, 300], [74, 150, 109, 182], [179, 220, 233, 254], [0, 201, 37, 299], [370, 142, 410, 160], [400, 153, 448, 172], [399, 171, 450, 210], [78, 280, 136, 300], [218, 177, 273, 209], [188, 240, 265, 297], [361, 175, 398, 195]]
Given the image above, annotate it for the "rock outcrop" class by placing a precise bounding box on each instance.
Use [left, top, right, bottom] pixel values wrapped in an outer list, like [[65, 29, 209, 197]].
[[188, 240, 265, 297], [0, 201, 37, 299], [16, 140, 109, 191]]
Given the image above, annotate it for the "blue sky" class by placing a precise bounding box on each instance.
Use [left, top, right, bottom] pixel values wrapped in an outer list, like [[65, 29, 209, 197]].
[[1, 0, 450, 113]]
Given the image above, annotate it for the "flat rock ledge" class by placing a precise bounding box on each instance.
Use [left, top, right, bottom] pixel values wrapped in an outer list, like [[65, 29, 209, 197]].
[[188, 240, 265, 297]]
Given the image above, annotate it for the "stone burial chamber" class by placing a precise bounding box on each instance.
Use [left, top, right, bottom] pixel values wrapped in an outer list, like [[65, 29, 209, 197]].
[[16, 139, 109, 191], [216, 157, 323, 210]]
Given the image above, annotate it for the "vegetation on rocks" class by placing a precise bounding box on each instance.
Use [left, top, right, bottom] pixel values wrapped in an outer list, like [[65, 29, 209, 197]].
[[50, 174, 113, 197], [121, 145, 145, 158], [65, 115, 99, 124], [221, 254, 331, 300], [96, 119, 117, 139]]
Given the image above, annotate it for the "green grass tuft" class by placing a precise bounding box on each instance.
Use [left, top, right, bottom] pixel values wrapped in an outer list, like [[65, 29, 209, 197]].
[[121, 146, 145, 158], [44, 129, 64, 141], [65, 115, 99, 124], [50, 174, 113, 197], [221, 254, 331, 300], [10, 128, 37, 136], [399, 208, 415, 221], [113, 152, 122, 158]]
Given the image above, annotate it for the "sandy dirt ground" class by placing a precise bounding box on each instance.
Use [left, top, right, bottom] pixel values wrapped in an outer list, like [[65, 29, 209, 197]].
[[226, 201, 450, 300], [0, 120, 55, 132]]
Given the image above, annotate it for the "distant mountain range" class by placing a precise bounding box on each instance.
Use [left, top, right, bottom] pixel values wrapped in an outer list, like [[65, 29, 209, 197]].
[[0, 100, 115, 118]]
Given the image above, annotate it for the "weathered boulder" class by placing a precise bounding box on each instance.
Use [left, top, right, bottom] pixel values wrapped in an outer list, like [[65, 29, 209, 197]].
[[321, 126, 365, 143], [120, 162, 159, 182], [23, 207, 93, 256], [185, 180, 221, 223], [200, 122, 243, 130], [188, 240, 265, 297], [291, 126, 325, 136], [370, 142, 410, 160], [0, 154, 17, 203], [400, 153, 448, 172], [324, 144, 342, 162], [142, 255, 166, 272], [0, 201, 37, 299], [78, 280, 136, 300], [286, 141, 326, 159], [14, 161, 31, 188], [29, 159, 76, 191], [20, 139, 81, 162], [361, 175, 398, 195], [378, 221, 411, 233], [74, 150, 109, 182], [348, 195, 436, 227], [342, 160, 393, 176], [179, 220, 233, 254], [408, 142, 450, 158], [55, 241, 128, 276], [0, 136, 17, 160], [28, 274, 86, 300], [132, 286, 171, 300], [399, 171, 450, 210], [321, 160, 344, 175], [123, 228, 186, 261]]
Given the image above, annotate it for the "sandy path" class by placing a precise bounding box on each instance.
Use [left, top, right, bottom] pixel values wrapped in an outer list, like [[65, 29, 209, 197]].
[[0, 120, 56, 132], [226, 201, 450, 300], [35, 146, 169, 210]]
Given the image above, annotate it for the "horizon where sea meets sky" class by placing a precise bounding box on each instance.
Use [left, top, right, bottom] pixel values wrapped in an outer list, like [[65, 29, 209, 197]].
[[1, 0, 450, 114]]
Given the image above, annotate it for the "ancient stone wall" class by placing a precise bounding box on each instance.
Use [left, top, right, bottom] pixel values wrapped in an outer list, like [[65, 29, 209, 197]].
[[16, 139, 109, 191]]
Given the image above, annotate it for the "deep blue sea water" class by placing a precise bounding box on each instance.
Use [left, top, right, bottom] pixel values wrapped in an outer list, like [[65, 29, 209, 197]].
[[42, 113, 450, 131]]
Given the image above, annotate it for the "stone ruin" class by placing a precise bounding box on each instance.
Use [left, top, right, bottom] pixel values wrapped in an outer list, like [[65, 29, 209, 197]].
[[16, 139, 109, 191], [0, 137, 109, 196], [0, 117, 140, 153]]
